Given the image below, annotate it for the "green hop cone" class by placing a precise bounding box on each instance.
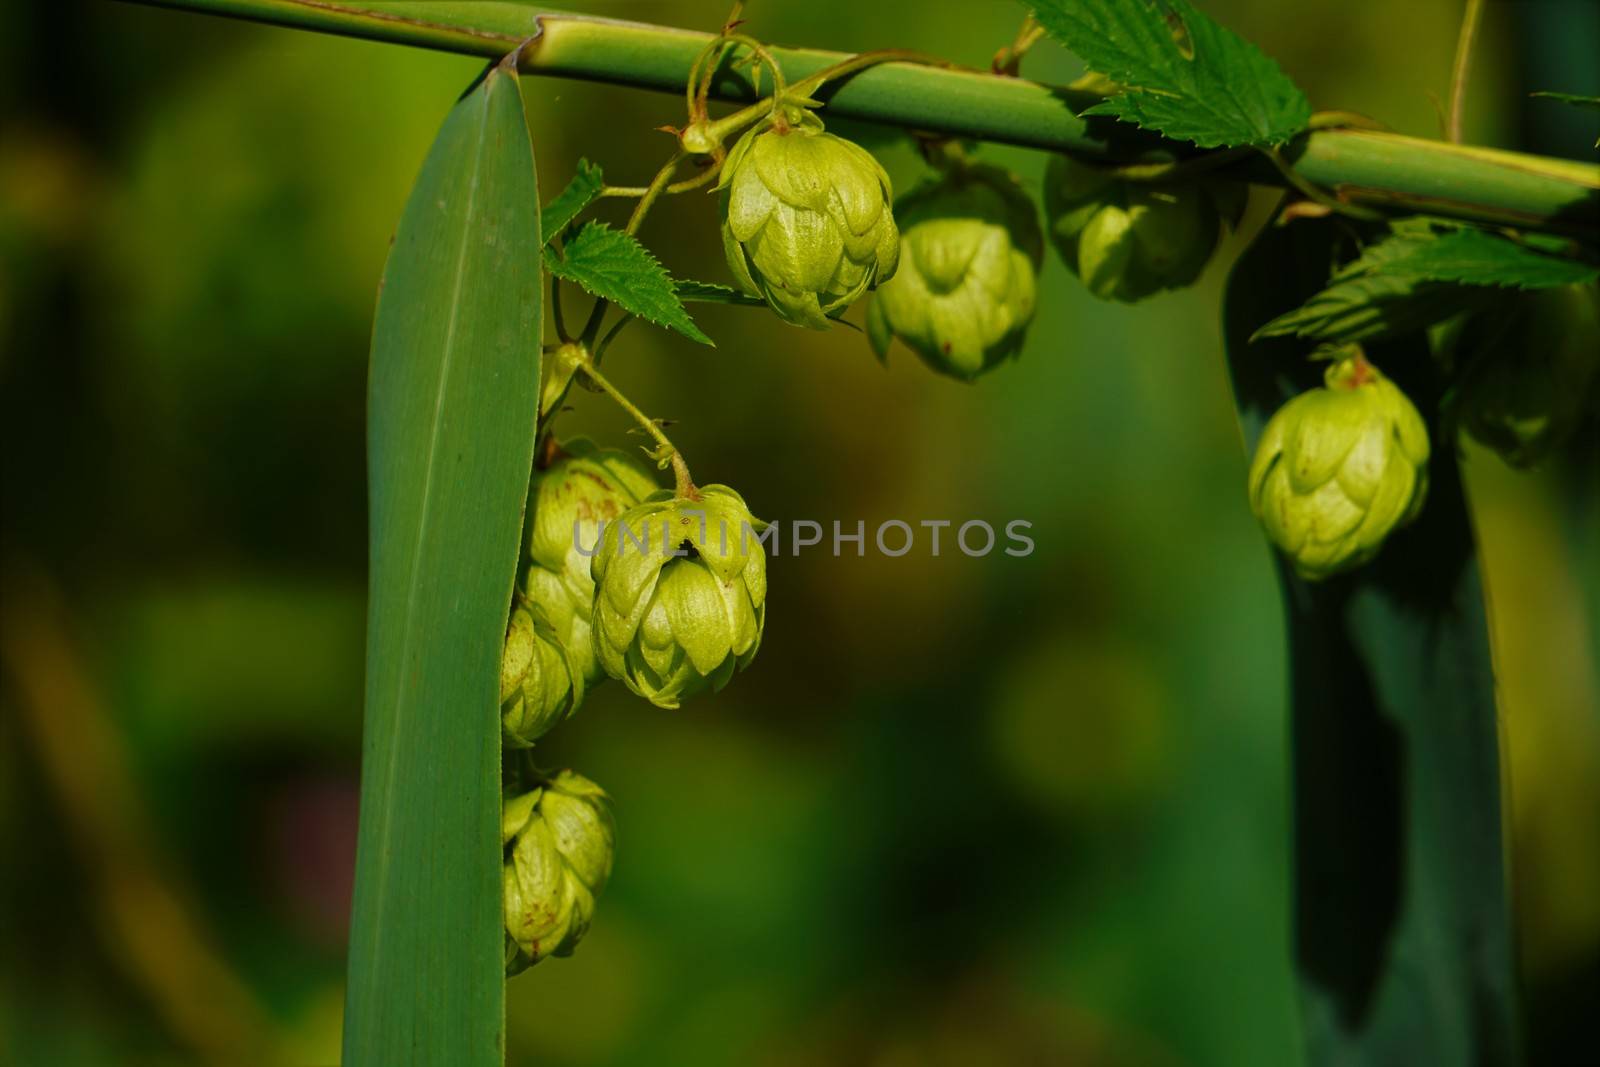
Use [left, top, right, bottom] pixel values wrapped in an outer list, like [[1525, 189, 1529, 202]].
[[865, 163, 1043, 380], [502, 770, 615, 974], [1449, 283, 1600, 468], [523, 438, 660, 688], [1248, 353, 1430, 580], [719, 110, 899, 330], [1042, 154, 1244, 303], [500, 604, 581, 747], [591, 485, 768, 708]]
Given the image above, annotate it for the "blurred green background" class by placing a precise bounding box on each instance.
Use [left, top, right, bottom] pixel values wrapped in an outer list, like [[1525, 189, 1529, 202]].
[[3, 1, 1598, 1065]]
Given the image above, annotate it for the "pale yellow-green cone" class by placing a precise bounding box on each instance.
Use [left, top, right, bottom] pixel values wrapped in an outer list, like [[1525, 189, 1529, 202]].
[[503, 770, 615, 974], [500, 603, 582, 747], [522, 438, 659, 688], [1248, 354, 1430, 580], [865, 163, 1043, 380], [1450, 283, 1600, 468], [521, 566, 594, 691], [719, 112, 899, 330], [590, 485, 768, 708], [528, 437, 660, 578], [1042, 154, 1243, 303]]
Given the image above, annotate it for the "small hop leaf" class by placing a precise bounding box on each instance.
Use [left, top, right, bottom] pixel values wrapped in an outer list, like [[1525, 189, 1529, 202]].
[[1353, 228, 1600, 289], [1530, 91, 1600, 110], [540, 159, 604, 244], [1027, 0, 1311, 147], [1531, 91, 1600, 146], [1251, 274, 1480, 344], [1255, 224, 1600, 344], [544, 222, 713, 345]]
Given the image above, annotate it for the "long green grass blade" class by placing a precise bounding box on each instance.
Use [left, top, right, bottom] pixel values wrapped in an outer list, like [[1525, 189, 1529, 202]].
[[1222, 217, 1518, 1065], [344, 60, 541, 1066]]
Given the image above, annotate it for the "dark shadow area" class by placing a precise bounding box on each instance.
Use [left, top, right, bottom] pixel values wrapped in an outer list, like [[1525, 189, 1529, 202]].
[[1288, 576, 1405, 1028]]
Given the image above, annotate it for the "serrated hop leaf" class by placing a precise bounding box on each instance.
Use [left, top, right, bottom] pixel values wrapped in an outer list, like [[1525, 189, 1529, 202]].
[[522, 438, 660, 689], [865, 163, 1044, 380], [1043, 154, 1244, 303], [1248, 354, 1430, 580], [718, 114, 899, 330], [1449, 283, 1600, 468], [502, 770, 615, 974], [500, 604, 581, 747], [590, 486, 768, 709]]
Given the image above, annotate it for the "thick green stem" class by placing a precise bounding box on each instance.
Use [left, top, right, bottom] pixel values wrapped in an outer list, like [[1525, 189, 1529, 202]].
[[118, 0, 1599, 236]]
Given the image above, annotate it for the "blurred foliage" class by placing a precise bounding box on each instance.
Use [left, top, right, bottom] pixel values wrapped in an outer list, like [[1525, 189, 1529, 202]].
[[2, 1, 1597, 1065]]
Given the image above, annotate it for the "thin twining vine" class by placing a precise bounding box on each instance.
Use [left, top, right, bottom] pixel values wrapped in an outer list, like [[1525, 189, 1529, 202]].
[[543, 25, 951, 493], [500, 0, 1600, 979]]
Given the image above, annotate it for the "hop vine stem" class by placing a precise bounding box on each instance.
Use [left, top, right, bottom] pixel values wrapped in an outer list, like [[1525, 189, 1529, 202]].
[[117, 0, 1598, 238], [599, 164, 721, 200], [571, 357, 696, 498], [992, 13, 1045, 75], [624, 152, 685, 237], [1448, 0, 1485, 144]]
